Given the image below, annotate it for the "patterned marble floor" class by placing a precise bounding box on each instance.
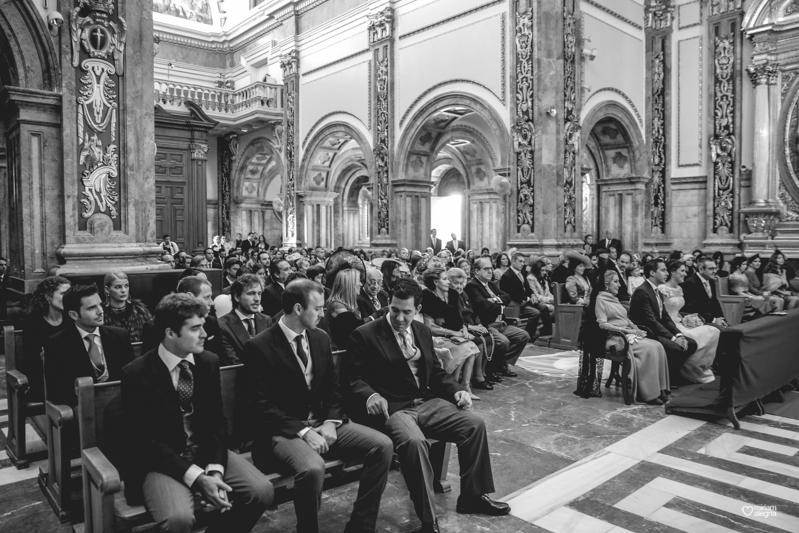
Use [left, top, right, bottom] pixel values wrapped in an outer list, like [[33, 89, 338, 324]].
[[0, 349, 797, 532]]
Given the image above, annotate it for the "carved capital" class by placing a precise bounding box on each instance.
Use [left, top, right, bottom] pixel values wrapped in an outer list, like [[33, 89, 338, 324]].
[[280, 50, 299, 77], [743, 212, 779, 239], [707, 0, 742, 17], [190, 143, 208, 161], [368, 7, 394, 45], [747, 63, 779, 86], [78, 0, 115, 14], [787, 0, 799, 16], [645, 0, 674, 30]]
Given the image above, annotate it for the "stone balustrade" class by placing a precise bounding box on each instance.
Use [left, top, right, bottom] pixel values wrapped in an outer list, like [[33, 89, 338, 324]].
[[153, 80, 283, 119]]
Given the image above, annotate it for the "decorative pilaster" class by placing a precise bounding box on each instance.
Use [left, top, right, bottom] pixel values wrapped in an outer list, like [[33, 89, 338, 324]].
[[562, 0, 580, 234], [300, 191, 338, 249], [218, 133, 238, 239], [369, 7, 394, 245], [705, 1, 744, 248], [512, 4, 536, 237], [644, 0, 673, 248], [280, 50, 299, 247]]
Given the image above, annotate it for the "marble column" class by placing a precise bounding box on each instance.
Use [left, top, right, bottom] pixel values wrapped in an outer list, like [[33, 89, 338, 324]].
[[741, 62, 781, 243], [392, 180, 433, 251], [468, 189, 505, 253], [54, 0, 165, 275], [280, 50, 300, 248], [301, 191, 338, 250]]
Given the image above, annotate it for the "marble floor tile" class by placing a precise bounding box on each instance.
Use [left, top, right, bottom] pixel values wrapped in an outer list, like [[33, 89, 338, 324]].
[[649, 506, 737, 533], [532, 506, 628, 533], [759, 414, 799, 427]]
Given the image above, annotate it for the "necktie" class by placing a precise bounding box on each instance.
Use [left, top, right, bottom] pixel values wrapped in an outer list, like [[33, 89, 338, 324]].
[[398, 332, 415, 360], [655, 289, 664, 317], [484, 282, 497, 298], [703, 279, 712, 298], [85, 333, 104, 370], [372, 297, 380, 310], [246, 317, 255, 337], [177, 360, 193, 412], [294, 336, 308, 367]]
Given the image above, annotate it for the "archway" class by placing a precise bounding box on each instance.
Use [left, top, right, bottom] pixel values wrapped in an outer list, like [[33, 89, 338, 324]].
[[395, 93, 509, 252], [581, 101, 648, 253], [300, 122, 374, 248], [231, 138, 284, 247]]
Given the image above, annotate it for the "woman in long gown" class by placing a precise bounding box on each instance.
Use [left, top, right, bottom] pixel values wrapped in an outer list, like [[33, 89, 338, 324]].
[[595, 270, 671, 404], [728, 256, 778, 315], [657, 260, 719, 384]]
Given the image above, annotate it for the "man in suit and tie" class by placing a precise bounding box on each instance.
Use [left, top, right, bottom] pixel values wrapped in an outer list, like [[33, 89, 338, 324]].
[[357, 267, 389, 320], [262, 259, 292, 318], [122, 293, 273, 532], [629, 259, 698, 383], [344, 278, 510, 533], [44, 284, 134, 407], [499, 253, 549, 338], [429, 229, 442, 255], [445, 233, 466, 255], [243, 279, 393, 533], [593, 231, 622, 258], [222, 257, 241, 289], [218, 274, 274, 365], [608, 251, 632, 306], [681, 257, 728, 328], [240, 232, 256, 257], [466, 257, 530, 380]]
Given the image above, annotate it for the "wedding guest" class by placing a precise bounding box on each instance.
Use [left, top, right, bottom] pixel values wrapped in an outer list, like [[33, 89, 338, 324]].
[[744, 255, 784, 312], [728, 256, 779, 315], [102, 272, 153, 343], [763, 251, 799, 309], [565, 255, 592, 306], [492, 253, 510, 282]]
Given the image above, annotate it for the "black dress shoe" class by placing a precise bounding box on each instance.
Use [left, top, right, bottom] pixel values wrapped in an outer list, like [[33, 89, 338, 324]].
[[456, 494, 511, 516], [413, 519, 440, 533], [499, 366, 518, 378], [472, 380, 494, 391], [486, 373, 503, 383]]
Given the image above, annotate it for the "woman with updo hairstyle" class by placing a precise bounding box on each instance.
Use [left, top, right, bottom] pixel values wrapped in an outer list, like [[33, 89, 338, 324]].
[[102, 272, 153, 342], [23, 275, 72, 401], [380, 259, 401, 293]]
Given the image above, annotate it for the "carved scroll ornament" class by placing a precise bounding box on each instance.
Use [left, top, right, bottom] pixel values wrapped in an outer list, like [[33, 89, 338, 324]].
[[650, 51, 667, 234], [710, 35, 736, 232], [514, 8, 535, 234], [563, 6, 579, 233], [368, 7, 393, 44], [645, 0, 674, 30], [281, 51, 299, 241], [374, 56, 390, 236]]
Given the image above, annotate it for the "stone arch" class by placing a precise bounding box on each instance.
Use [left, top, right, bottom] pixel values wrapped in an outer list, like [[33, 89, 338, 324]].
[[580, 101, 648, 178], [0, 0, 60, 90], [393, 93, 510, 251], [230, 137, 284, 246], [298, 122, 375, 248]]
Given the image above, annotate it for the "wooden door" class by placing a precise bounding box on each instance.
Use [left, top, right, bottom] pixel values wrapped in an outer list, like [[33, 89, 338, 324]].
[[155, 150, 188, 251]]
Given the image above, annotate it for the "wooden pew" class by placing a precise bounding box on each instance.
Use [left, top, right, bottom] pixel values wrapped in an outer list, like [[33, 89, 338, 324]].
[[715, 277, 747, 326], [79, 360, 452, 533], [550, 282, 583, 350], [4, 326, 48, 468]]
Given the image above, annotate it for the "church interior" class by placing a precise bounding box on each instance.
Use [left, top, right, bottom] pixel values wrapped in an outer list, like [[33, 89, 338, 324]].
[[3, 0, 799, 532]]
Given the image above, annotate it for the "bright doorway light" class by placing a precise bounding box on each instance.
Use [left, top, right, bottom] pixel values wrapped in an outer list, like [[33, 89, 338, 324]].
[[431, 194, 462, 241]]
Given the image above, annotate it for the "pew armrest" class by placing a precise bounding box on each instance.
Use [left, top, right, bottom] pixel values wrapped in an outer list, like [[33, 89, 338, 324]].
[[82, 447, 121, 495], [46, 401, 74, 428], [6, 369, 29, 394]]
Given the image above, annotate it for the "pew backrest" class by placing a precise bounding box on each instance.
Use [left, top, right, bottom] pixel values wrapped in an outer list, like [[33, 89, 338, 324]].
[[3, 325, 22, 372]]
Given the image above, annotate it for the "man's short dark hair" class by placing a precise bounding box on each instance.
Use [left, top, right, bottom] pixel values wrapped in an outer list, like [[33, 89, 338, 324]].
[[389, 278, 423, 307], [176, 276, 212, 296], [306, 264, 325, 280], [190, 255, 205, 267], [154, 293, 209, 338], [180, 267, 205, 280], [596, 247, 609, 256], [224, 257, 242, 272], [231, 274, 263, 307], [204, 248, 214, 255], [511, 252, 525, 262], [257, 250, 270, 261], [698, 256, 716, 268], [270, 259, 289, 278], [163, 234, 170, 239], [282, 278, 324, 314], [63, 284, 100, 315], [644, 259, 665, 279]]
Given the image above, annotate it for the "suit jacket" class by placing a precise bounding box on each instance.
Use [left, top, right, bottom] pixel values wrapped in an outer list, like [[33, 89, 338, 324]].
[[356, 288, 389, 319], [464, 278, 511, 326], [218, 311, 273, 365], [430, 237, 442, 255], [628, 281, 679, 339], [241, 239, 256, 256], [344, 318, 461, 424], [499, 268, 533, 305], [243, 323, 346, 442], [121, 349, 226, 505], [44, 325, 134, 407], [445, 239, 466, 254], [551, 264, 570, 285], [681, 273, 724, 323], [593, 238, 622, 254], [262, 280, 285, 318]]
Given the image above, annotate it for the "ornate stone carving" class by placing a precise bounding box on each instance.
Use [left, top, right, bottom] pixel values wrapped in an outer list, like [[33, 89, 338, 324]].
[[710, 34, 736, 232], [747, 62, 779, 86], [71, 0, 126, 225], [786, 0, 799, 16], [744, 212, 779, 239], [368, 7, 393, 44], [563, 4, 579, 233], [780, 183, 799, 221], [645, 0, 674, 30], [783, 71, 799, 100], [271, 121, 283, 147], [374, 56, 390, 236], [219, 133, 237, 237], [281, 51, 299, 243], [190, 143, 208, 161], [708, 0, 742, 17], [514, 7, 535, 234], [279, 50, 299, 77], [650, 50, 667, 234]]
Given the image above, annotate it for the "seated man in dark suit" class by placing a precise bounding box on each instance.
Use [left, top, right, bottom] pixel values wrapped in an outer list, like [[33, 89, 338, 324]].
[[357, 267, 389, 320], [243, 279, 393, 533], [499, 253, 548, 338], [122, 293, 273, 532], [344, 279, 510, 533], [608, 252, 632, 306], [218, 274, 273, 365], [629, 259, 698, 383], [222, 257, 241, 289], [262, 259, 292, 318], [44, 284, 134, 407], [466, 257, 529, 380], [681, 256, 728, 328]]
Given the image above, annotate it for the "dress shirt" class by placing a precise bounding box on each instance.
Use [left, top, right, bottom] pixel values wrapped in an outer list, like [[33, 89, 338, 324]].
[[234, 308, 256, 335], [277, 318, 341, 438], [76, 325, 109, 382], [365, 315, 422, 407], [157, 344, 224, 488]]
